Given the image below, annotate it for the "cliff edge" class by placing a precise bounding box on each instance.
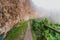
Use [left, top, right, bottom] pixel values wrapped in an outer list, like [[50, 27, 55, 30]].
[[0, 0, 35, 36]]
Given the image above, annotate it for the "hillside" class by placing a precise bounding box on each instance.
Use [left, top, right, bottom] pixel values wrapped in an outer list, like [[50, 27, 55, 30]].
[[0, 0, 35, 37]]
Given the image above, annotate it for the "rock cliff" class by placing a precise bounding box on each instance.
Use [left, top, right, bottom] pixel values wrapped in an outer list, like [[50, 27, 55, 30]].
[[0, 0, 35, 36]]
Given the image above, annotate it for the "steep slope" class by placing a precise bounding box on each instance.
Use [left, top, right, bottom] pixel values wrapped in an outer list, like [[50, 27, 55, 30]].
[[0, 0, 35, 36]]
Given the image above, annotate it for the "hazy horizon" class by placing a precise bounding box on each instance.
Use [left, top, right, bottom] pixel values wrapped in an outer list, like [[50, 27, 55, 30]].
[[31, 0, 60, 24]]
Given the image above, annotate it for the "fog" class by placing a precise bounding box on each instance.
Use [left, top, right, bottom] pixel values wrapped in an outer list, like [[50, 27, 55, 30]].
[[31, 0, 60, 24]]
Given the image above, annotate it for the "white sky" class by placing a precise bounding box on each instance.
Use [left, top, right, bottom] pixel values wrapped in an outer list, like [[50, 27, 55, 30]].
[[32, 0, 60, 10]]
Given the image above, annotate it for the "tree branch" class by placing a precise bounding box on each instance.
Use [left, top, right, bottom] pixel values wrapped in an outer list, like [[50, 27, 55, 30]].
[[44, 25, 60, 34]]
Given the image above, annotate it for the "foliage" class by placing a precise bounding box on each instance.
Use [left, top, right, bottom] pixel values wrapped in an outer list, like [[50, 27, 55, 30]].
[[5, 21, 28, 40], [30, 18, 60, 40]]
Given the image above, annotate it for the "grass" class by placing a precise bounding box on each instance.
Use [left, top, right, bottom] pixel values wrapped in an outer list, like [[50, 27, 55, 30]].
[[31, 30, 37, 40], [5, 21, 28, 40]]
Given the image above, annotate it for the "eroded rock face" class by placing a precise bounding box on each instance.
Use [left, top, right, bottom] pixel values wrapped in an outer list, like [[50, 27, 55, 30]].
[[0, 0, 35, 36]]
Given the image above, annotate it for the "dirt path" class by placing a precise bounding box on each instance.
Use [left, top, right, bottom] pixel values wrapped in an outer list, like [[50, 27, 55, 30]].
[[24, 22, 33, 40]]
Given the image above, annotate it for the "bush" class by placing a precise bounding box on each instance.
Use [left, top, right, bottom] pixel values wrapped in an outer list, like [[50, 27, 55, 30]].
[[30, 18, 60, 40]]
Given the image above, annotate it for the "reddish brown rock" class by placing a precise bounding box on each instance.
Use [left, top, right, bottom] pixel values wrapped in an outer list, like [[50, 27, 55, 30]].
[[0, 0, 35, 37]]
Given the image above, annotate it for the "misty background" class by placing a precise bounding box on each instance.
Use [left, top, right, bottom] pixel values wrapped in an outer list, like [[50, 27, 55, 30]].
[[30, 0, 60, 24]]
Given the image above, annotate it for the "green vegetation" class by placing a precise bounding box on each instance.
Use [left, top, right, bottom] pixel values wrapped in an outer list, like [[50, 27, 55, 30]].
[[30, 18, 60, 40], [31, 28, 37, 40], [5, 21, 28, 40]]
